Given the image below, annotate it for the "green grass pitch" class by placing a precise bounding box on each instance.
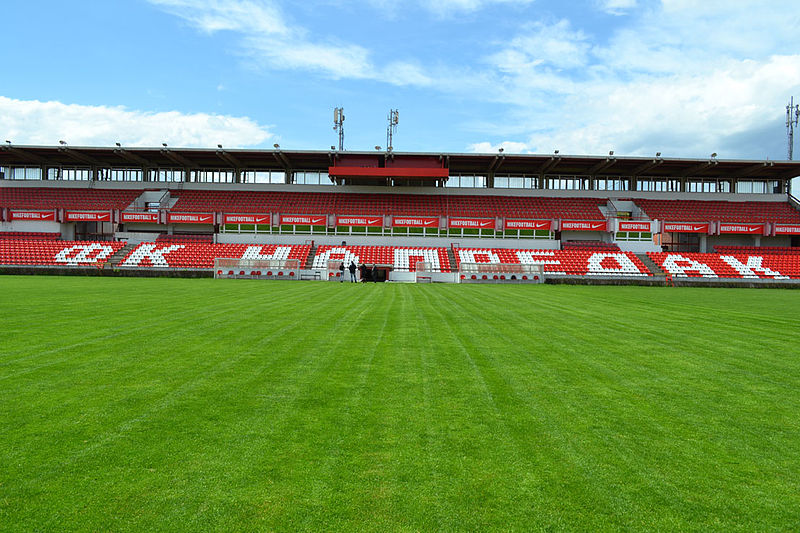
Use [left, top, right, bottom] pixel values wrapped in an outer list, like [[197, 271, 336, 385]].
[[1, 276, 799, 531]]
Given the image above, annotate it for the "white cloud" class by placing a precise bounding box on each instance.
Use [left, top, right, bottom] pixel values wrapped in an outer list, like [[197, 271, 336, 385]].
[[364, 0, 534, 16], [422, 0, 535, 16], [148, 0, 800, 159], [595, 0, 637, 16], [468, 141, 533, 153], [469, 2, 800, 158], [0, 97, 272, 148], [490, 19, 590, 70]]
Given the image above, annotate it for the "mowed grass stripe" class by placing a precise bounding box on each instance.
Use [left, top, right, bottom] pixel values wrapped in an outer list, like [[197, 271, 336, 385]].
[[1, 278, 799, 531]]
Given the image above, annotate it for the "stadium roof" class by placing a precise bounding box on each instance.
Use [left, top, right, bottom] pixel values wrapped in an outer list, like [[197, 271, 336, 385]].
[[1, 144, 799, 181]]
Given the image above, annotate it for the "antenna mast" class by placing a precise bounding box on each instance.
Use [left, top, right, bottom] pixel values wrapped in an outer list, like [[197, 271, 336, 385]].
[[788, 97, 799, 160], [386, 109, 399, 152], [333, 107, 345, 151]]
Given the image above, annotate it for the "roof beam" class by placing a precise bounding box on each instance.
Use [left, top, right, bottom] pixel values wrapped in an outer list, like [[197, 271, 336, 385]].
[[680, 159, 718, 177], [273, 149, 292, 172], [631, 158, 663, 177], [58, 146, 102, 167], [729, 161, 773, 178], [113, 147, 153, 167], [0, 144, 51, 165], [160, 148, 197, 168], [538, 155, 561, 177], [487, 154, 505, 174], [215, 148, 243, 169], [587, 157, 618, 177]]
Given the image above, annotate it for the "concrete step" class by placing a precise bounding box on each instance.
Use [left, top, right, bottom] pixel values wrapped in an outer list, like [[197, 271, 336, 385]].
[[106, 243, 135, 269], [636, 253, 665, 276], [304, 245, 317, 269], [447, 247, 458, 272]]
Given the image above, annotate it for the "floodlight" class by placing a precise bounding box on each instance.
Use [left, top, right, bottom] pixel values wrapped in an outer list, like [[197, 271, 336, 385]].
[[498, 147, 504, 153], [656, 152, 661, 157], [217, 144, 222, 149], [711, 152, 717, 158], [375, 146, 382, 150], [59, 140, 66, 145], [273, 143, 280, 149], [609, 150, 614, 156], [162, 143, 168, 148], [554, 149, 559, 154], [115, 142, 121, 147]]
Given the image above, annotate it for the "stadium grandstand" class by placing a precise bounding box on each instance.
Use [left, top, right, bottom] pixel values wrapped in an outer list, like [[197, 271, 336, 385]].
[[2, 144, 800, 284]]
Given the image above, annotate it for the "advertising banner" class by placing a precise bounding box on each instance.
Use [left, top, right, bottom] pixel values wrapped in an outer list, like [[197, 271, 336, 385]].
[[774, 224, 800, 235], [391, 216, 439, 228], [121, 212, 159, 223], [65, 211, 111, 222], [168, 213, 214, 224], [448, 217, 495, 229], [504, 219, 552, 231], [663, 222, 710, 233], [618, 221, 653, 232], [9, 210, 56, 221], [223, 214, 271, 225], [280, 215, 326, 225], [561, 220, 607, 231], [718, 223, 765, 235], [335, 216, 383, 227]]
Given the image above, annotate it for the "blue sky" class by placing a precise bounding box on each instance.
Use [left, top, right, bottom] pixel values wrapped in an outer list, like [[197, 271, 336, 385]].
[[2, 0, 799, 160]]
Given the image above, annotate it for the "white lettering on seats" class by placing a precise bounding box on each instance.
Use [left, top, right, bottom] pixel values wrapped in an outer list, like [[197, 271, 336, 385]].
[[312, 248, 360, 269], [720, 255, 788, 279], [54, 244, 115, 265], [662, 254, 717, 277], [240, 245, 291, 261], [393, 249, 441, 271], [587, 253, 644, 276], [514, 250, 565, 275], [457, 250, 500, 264], [121, 244, 184, 267]]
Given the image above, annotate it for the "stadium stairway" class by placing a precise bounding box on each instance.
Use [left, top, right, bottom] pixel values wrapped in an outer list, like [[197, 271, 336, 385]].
[[304, 244, 317, 269], [447, 247, 458, 273], [105, 243, 136, 269], [636, 253, 665, 277]]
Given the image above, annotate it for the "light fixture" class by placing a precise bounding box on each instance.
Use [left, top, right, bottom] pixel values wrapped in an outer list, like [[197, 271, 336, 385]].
[[498, 147, 504, 153], [330, 145, 336, 150], [5, 140, 10, 144], [554, 149, 559, 154], [711, 152, 717, 158], [59, 140, 66, 145], [162, 142, 167, 148], [609, 150, 614, 156], [217, 144, 222, 149], [273, 143, 280, 149], [375, 145, 382, 150], [115, 142, 121, 147], [656, 152, 661, 157]]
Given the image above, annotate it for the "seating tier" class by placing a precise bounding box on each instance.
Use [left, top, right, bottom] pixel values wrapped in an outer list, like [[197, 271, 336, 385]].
[[648, 252, 800, 279], [714, 246, 800, 255], [171, 190, 606, 220], [313, 245, 452, 273], [0, 232, 61, 241], [119, 243, 311, 269], [636, 199, 800, 223], [454, 248, 652, 276], [0, 240, 123, 266], [0, 188, 139, 210]]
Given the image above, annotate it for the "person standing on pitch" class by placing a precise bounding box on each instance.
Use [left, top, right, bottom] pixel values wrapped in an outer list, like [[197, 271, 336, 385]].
[[349, 260, 357, 282], [338, 261, 345, 282], [372, 264, 378, 282]]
